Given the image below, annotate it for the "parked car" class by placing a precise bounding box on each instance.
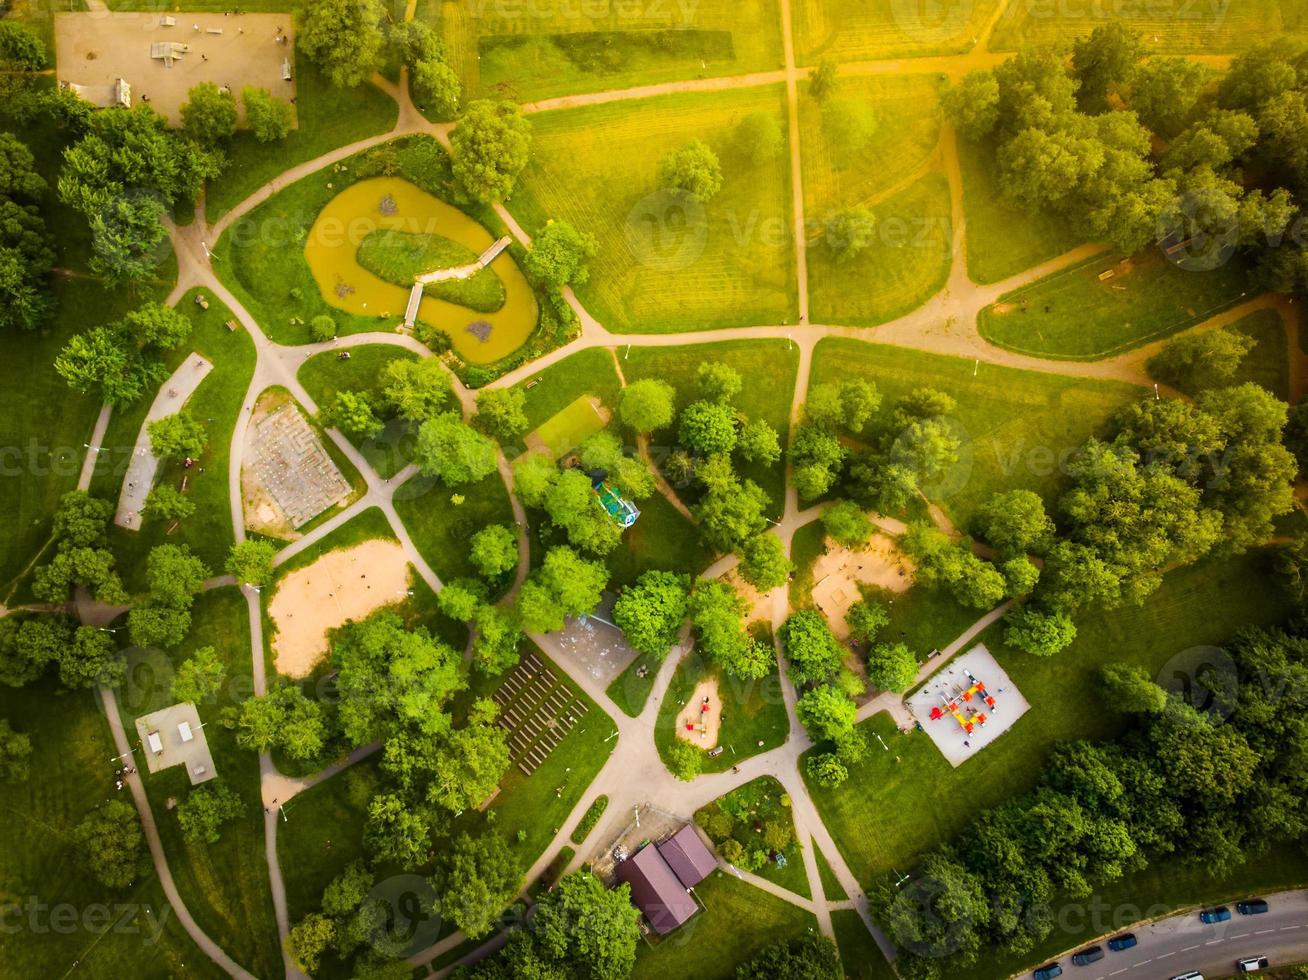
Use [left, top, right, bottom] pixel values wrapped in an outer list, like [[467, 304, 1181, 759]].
[[1238, 957, 1270, 973], [1071, 946, 1104, 966], [1237, 898, 1270, 915], [1033, 964, 1063, 980], [1107, 933, 1138, 952], [1170, 973, 1204, 980], [1200, 906, 1232, 923]]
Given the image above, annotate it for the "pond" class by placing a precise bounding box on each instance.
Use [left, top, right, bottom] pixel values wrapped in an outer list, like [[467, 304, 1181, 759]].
[[304, 177, 539, 364]]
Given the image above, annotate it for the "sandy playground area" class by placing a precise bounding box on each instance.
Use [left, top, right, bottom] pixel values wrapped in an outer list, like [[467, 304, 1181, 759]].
[[674, 677, 722, 749], [268, 539, 413, 677], [55, 11, 296, 127], [812, 532, 915, 639]]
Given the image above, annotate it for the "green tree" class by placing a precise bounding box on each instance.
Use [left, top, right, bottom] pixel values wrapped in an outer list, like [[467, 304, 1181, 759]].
[[524, 219, 597, 290], [0, 719, 32, 782], [736, 935, 841, 980], [59, 626, 123, 689], [976, 489, 1055, 558], [241, 86, 293, 142], [177, 780, 244, 844], [695, 477, 769, 552], [846, 599, 889, 645], [1099, 662, 1168, 713], [145, 543, 209, 610], [1002, 556, 1040, 597], [289, 913, 336, 974], [226, 539, 277, 586], [942, 69, 1001, 139], [824, 206, 876, 262], [144, 485, 195, 522], [1072, 22, 1144, 110], [470, 524, 519, 580], [867, 642, 917, 693], [796, 684, 857, 741], [436, 579, 484, 621], [471, 602, 522, 675], [533, 871, 641, 980], [426, 700, 511, 812], [128, 605, 191, 649], [147, 411, 207, 461], [416, 411, 498, 485], [0, 617, 68, 688], [383, 357, 451, 422], [809, 58, 838, 101], [679, 400, 737, 455], [612, 571, 690, 659], [781, 610, 845, 687], [412, 57, 461, 119], [806, 752, 848, 788], [1146, 327, 1255, 394], [328, 390, 385, 441], [659, 140, 722, 203], [737, 418, 781, 465], [297, 0, 386, 87], [309, 314, 337, 342], [172, 646, 226, 705], [738, 533, 792, 591], [438, 832, 521, 938], [667, 739, 704, 781], [1003, 606, 1078, 656], [74, 800, 146, 889], [697, 361, 743, 403], [1129, 56, 1208, 138], [451, 100, 532, 203], [181, 82, 237, 145], [474, 387, 528, 440], [737, 110, 783, 163], [822, 500, 873, 549], [619, 378, 676, 433]]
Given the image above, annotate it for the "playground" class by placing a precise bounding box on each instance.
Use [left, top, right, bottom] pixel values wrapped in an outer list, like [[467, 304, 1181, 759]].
[[905, 644, 1030, 767], [266, 538, 413, 677], [55, 12, 296, 127], [674, 677, 722, 749], [303, 178, 538, 363]]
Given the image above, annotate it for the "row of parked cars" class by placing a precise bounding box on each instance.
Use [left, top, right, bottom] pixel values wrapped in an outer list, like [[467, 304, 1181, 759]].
[[1032, 898, 1273, 980]]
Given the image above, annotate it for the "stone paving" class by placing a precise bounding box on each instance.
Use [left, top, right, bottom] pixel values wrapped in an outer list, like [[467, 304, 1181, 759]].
[[250, 404, 350, 528]]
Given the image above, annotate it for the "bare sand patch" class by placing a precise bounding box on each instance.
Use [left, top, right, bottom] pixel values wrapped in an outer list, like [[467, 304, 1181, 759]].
[[268, 539, 413, 677], [673, 677, 721, 750], [812, 532, 915, 640]]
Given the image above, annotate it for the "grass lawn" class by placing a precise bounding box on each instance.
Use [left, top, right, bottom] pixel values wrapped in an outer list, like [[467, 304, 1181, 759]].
[[622, 340, 798, 517], [865, 582, 987, 661], [978, 252, 1256, 359], [1227, 309, 1291, 400], [204, 56, 398, 224], [357, 229, 505, 313], [457, 642, 619, 872], [115, 587, 282, 978], [529, 394, 611, 460], [297, 344, 421, 479], [631, 869, 819, 980], [425, 0, 783, 102], [988, 0, 1292, 52], [809, 337, 1145, 529], [808, 174, 953, 327], [393, 468, 516, 586], [957, 135, 1082, 285], [508, 347, 624, 457], [791, 0, 1003, 61], [93, 289, 257, 591], [694, 776, 810, 899], [607, 651, 660, 718], [0, 677, 225, 979], [790, 519, 826, 609], [508, 87, 798, 333], [832, 909, 897, 980], [802, 549, 1295, 891], [816, 845, 846, 899], [655, 653, 789, 775], [607, 490, 715, 589]]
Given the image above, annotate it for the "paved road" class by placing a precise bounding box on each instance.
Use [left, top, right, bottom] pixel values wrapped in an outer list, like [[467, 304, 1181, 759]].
[[1029, 890, 1308, 980]]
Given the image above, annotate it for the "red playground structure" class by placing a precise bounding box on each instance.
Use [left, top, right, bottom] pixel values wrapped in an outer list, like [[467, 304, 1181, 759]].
[[927, 671, 998, 735]]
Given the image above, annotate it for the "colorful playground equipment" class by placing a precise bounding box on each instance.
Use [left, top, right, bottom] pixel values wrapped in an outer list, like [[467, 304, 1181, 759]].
[[593, 478, 640, 528], [928, 671, 998, 735]]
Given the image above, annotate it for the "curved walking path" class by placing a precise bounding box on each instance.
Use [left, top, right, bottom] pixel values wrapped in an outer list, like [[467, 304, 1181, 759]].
[[48, 7, 1301, 978]]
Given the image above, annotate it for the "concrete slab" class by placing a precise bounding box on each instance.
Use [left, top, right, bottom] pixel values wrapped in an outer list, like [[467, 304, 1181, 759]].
[[134, 702, 217, 785], [55, 11, 296, 127], [904, 643, 1030, 768], [552, 593, 640, 686]]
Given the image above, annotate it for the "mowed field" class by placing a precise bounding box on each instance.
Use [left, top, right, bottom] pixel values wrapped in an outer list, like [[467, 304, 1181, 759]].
[[800, 75, 956, 324], [791, 0, 1003, 62], [424, 0, 783, 102], [508, 87, 799, 333], [988, 0, 1297, 52]]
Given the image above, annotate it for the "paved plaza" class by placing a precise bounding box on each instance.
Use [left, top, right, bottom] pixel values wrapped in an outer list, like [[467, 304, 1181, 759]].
[[905, 644, 1030, 767], [250, 403, 351, 529], [134, 702, 217, 786]]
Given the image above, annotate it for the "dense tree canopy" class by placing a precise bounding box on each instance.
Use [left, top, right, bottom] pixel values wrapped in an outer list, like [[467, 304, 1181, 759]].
[[451, 101, 532, 204]]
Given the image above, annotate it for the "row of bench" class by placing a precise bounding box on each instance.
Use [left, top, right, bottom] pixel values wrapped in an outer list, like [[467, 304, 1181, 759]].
[[490, 653, 589, 777]]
